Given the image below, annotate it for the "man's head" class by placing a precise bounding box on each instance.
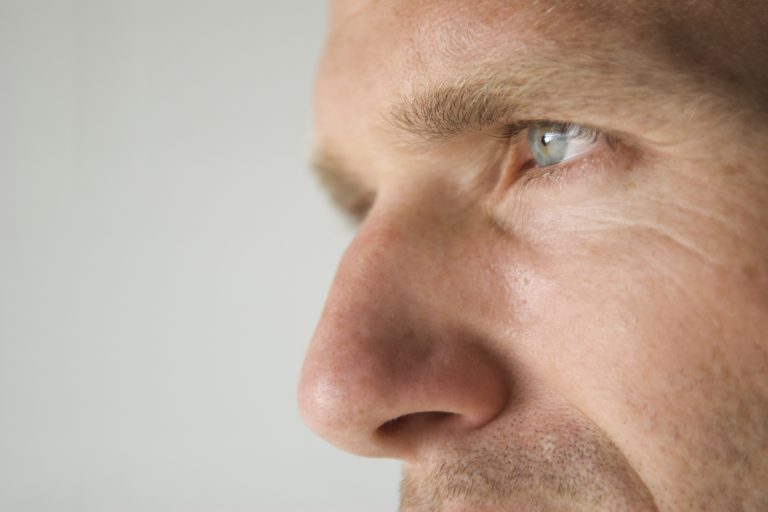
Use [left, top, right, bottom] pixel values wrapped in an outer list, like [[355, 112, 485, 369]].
[[298, 1, 768, 510]]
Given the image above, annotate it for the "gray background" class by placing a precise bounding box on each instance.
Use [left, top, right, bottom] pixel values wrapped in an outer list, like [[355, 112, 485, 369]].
[[0, 1, 400, 510]]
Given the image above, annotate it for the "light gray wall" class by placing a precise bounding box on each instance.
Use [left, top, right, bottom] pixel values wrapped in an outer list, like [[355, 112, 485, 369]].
[[0, 1, 400, 510]]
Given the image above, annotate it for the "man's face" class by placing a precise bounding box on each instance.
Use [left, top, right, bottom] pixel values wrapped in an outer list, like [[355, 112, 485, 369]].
[[299, 1, 768, 510]]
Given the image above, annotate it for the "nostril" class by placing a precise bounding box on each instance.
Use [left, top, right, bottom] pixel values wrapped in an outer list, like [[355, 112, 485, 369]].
[[376, 411, 455, 438]]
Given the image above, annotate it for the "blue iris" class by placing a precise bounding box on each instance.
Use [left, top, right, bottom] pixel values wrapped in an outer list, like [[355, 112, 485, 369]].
[[528, 123, 598, 168]]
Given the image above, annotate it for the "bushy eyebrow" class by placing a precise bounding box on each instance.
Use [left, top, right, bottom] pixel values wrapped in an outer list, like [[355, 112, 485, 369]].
[[388, 72, 530, 142]]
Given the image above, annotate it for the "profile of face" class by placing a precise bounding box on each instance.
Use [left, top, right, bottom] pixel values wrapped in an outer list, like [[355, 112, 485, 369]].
[[298, 1, 768, 510]]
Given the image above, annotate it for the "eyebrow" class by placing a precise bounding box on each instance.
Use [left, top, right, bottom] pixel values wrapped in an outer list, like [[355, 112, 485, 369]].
[[388, 71, 531, 142], [311, 148, 375, 221]]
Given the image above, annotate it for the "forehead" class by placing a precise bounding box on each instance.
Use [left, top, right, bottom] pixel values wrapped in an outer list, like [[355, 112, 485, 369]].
[[324, 0, 685, 88], [321, 0, 765, 102], [322, 0, 591, 98]]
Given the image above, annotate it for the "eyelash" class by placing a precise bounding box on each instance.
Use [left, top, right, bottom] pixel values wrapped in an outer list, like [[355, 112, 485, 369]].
[[494, 121, 617, 188]]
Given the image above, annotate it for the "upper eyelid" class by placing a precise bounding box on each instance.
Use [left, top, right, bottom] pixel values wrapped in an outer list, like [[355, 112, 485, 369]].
[[492, 123, 528, 143], [494, 120, 601, 139], [496, 121, 623, 155]]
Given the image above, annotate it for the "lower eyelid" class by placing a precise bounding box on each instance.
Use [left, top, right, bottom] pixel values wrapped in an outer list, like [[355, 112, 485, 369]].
[[486, 128, 641, 235], [518, 146, 607, 187], [500, 134, 617, 191]]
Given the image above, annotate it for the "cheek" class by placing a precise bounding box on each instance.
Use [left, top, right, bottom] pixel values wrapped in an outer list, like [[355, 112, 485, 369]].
[[509, 202, 768, 500]]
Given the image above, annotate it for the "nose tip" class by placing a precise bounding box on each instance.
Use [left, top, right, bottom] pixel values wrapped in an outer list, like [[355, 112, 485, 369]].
[[298, 358, 391, 457], [298, 319, 510, 459]]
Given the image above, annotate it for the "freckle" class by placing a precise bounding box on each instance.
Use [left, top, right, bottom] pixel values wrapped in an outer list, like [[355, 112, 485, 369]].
[[722, 163, 743, 176]]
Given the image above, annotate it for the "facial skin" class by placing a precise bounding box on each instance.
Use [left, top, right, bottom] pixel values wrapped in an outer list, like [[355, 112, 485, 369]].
[[298, 1, 768, 511]]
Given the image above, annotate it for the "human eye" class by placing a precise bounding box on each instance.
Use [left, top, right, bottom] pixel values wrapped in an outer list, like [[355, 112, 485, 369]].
[[527, 122, 601, 168], [495, 120, 620, 188]]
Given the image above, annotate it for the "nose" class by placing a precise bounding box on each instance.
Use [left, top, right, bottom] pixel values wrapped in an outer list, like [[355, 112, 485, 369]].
[[298, 208, 510, 459]]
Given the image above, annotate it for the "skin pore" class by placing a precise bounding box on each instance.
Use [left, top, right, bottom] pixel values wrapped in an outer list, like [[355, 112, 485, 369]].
[[299, 1, 768, 511]]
